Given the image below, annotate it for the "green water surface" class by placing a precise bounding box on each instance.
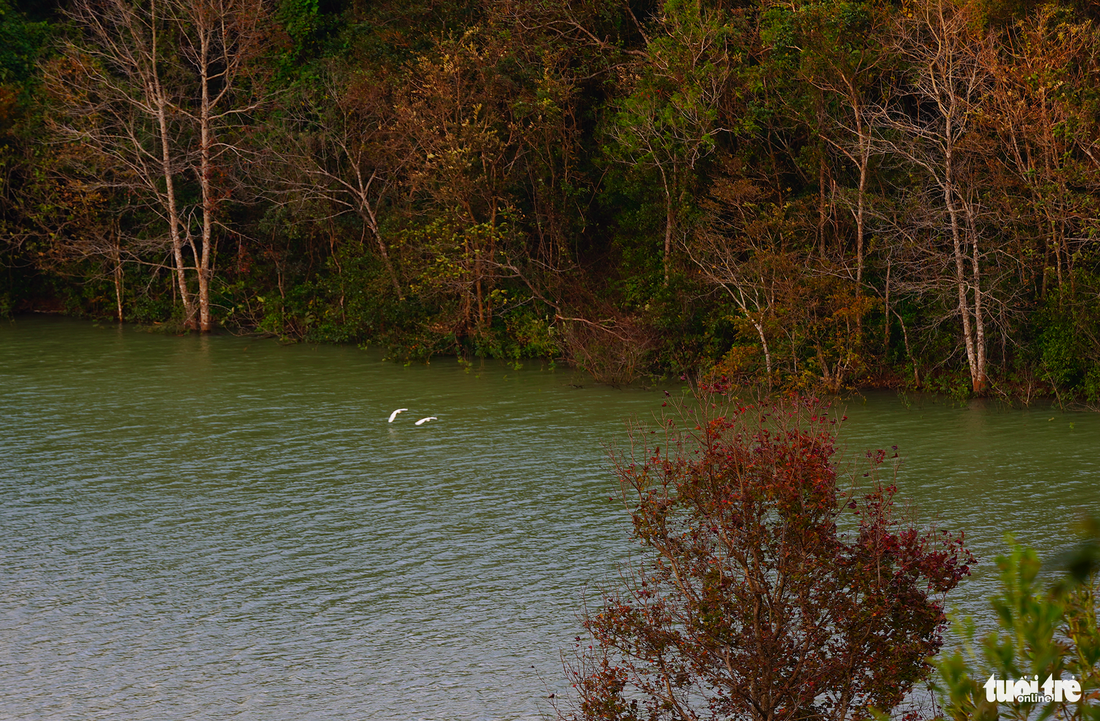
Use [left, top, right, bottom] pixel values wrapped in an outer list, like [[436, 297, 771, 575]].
[[1, 317, 1096, 720]]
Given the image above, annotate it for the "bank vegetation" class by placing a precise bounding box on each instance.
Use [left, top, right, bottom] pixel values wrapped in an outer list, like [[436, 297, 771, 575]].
[[2, 0, 1099, 402]]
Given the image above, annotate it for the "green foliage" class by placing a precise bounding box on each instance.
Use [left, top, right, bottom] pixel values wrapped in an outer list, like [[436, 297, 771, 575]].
[[932, 535, 1100, 721], [1083, 368, 1100, 404], [0, 0, 47, 91], [469, 300, 559, 361], [1031, 287, 1100, 399], [6, 0, 1100, 395], [1039, 314, 1084, 389]]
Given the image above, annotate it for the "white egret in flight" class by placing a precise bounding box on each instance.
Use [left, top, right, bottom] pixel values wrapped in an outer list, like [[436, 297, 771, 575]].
[[415, 416, 438, 426], [388, 408, 408, 423]]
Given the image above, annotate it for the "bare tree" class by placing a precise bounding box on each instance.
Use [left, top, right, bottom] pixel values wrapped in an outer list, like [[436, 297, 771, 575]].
[[274, 68, 406, 299], [46, 0, 271, 331], [687, 165, 788, 389], [977, 6, 1100, 303], [786, 0, 889, 289], [875, 0, 992, 393]]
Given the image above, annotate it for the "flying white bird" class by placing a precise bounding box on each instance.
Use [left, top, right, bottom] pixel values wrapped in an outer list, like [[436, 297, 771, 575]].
[[388, 408, 409, 423], [415, 416, 438, 426]]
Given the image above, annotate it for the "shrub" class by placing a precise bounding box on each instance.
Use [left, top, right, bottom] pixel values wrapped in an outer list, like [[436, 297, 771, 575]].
[[562, 393, 972, 721], [932, 528, 1100, 721]]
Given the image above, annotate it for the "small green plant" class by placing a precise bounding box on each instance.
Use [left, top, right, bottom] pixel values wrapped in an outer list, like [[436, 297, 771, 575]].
[[932, 527, 1100, 721]]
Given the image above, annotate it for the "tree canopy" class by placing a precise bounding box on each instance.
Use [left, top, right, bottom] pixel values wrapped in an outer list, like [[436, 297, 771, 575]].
[[3, 0, 1100, 400], [562, 394, 973, 721]]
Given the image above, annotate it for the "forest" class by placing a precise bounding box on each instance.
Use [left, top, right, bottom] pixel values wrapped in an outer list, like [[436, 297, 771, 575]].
[[1, 0, 1099, 399]]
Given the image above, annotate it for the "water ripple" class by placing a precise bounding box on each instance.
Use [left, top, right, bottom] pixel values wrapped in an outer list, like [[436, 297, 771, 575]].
[[2, 318, 1098, 719]]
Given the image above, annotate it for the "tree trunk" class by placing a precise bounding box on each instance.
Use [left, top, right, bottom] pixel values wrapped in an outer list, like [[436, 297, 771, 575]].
[[946, 183, 979, 392], [150, 7, 194, 328], [967, 205, 987, 393], [883, 259, 891, 354], [362, 208, 402, 299], [943, 110, 983, 394], [895, 310, 920, 387], [659, 163, 673, 285], [198, 31, 213, 333], [753, 319, 772, 391], [355, 165, 403, 299], [855, 143, 868, 287], [112, 241, 124, 323]]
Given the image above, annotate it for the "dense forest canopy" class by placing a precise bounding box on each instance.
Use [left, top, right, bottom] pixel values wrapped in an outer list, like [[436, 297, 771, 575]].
[[2, 0, 1099, 399]]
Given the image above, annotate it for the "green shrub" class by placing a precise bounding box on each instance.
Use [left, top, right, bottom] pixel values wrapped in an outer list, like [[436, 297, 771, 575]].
[[932, 532, 1100, 721]]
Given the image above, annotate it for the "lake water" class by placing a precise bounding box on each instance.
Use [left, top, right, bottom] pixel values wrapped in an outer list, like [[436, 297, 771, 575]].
[[1, 317, 1097, 720]]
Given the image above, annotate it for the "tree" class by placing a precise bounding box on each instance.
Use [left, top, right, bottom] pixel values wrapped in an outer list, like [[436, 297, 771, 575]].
[[875, 0, 993, 394], [689, 160, 876, 393], [391, 28, 531, 336], [605, 0, 737, 285], [688, 169, 786, 388], [25, 157, 133, 322], [764, 0, 888, 289], [46, 0, 271, 331], [274, 66, 406, 299], [976, 5, 1100, 304], [561, 393, 972, 721]]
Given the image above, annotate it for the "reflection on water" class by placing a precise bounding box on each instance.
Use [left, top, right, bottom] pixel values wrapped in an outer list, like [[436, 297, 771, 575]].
[[1, 317, 1097, 719]]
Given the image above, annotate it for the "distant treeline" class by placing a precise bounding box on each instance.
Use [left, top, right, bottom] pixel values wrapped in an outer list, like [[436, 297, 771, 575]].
[[2, 0, 1099, 399]]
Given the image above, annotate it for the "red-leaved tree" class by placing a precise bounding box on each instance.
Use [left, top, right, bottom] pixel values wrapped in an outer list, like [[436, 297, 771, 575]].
[[562, 393, 972, 721]]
